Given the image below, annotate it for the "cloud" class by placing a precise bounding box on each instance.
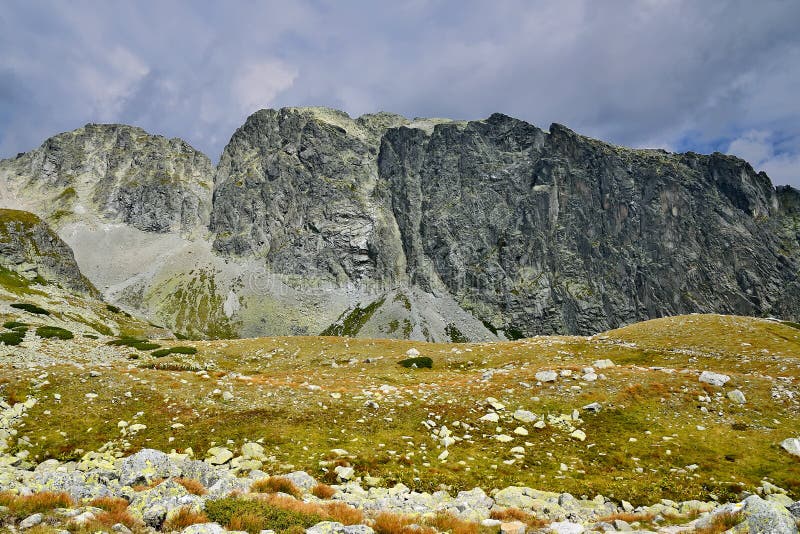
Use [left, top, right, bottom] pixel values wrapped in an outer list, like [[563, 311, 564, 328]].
[[0, 1, 798, 187], [727, 131, 799, 187], [231, 60, 298, 116]]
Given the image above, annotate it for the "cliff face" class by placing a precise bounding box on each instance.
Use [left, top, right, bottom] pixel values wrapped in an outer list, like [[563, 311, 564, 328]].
[[0, 209, 97, 296], [379, 114, 800, 335], [2, 108, 799, 339]]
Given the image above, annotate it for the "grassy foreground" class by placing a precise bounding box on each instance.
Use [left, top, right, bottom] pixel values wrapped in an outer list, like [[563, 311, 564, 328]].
[[1, 313, 799, 506]]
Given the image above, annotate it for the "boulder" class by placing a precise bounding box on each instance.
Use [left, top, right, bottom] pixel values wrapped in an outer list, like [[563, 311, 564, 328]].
[[698, 371, 730, 387], [781, 437, 800, 457], [120, 448, 181, 486]]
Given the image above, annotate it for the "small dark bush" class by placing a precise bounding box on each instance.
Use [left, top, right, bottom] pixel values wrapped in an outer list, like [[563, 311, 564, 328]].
[[105, 304, 121, 313], [10, 303, 50, 315], [107, 337, 161, 351], [83, 334, 99, 339], [36, 326, 74, 340], [0, 331, 24, 346], [205, 497, 323, 534], [3, 321, 27, 329], [151, 346, 198, 358], [398, 356, 433, 369]]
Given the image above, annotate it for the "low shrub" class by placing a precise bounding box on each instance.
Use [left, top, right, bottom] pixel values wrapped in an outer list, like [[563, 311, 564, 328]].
[[398, 356, 433, 369], [88, 496, 138, 528], [205, 496, 324, 534], [372, 511, 432, 534], [2, 321, 27, 329], [0, 331, 24, 346], [251, 476, 302, 498], [490, 507, 548, 528], [10, 303, 50, 315], [105, 304, 121, 313], [107, 337, 161, 351], [151, 345, 198, 358], [36, 326, 74, 340], [694, 511, 744, 534]]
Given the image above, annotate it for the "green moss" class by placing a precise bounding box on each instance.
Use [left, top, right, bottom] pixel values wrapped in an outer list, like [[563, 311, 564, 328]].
[[393, 291, 412, 311], [402, 319, 413, 338], [398, 356, 433, 369], [321, 297, 385, 337], [10, 303, 50, 315], [445, 323, 469, 343], [387, 319, 399, 334], [205, 497, 323, 534], [83, 334, 99, 339], [2, 321, 27, 329], [35, 326, 74, 340]]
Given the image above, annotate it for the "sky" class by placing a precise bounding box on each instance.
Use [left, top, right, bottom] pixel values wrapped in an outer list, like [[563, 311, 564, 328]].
[[1, 0, 798, 187]]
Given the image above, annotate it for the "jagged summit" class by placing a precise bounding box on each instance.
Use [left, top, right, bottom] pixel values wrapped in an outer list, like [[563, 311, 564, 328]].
[[1, 108, 799, 340]]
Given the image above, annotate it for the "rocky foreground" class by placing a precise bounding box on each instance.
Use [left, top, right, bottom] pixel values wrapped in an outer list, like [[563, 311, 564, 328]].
[[1, 440, 799, 534]]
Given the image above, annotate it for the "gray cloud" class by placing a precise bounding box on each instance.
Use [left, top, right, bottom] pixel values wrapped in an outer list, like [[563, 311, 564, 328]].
[[1, 0, 798, 185]]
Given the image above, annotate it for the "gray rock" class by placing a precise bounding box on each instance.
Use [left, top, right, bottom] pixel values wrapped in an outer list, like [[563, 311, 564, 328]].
[[284, 471, 318, 490], [582, 402, 602, 413], [513, 410, 537, 423], [180, 523, 228, 534], [781, 437, 800, 457], [727, 389, 746, 404], [119, 448, 181, 486], [548, 521, 584, 534], [535, 371, 558, 383], [699, 371, 731, 387], [19, 513, 43, 529], [205, 446, 234, 465]]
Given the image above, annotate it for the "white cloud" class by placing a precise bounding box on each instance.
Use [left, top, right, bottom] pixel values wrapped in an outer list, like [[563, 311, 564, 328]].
[[231, 60, 298, 116], [727, 131, 799, 186], [76, 47, 150, 121]]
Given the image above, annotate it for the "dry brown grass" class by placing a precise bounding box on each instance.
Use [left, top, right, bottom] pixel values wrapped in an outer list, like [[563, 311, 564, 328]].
[[489, 507, 548, 528], [260, 494, 364, 526], [424, 512, 480, 534], [162, 507, 210, 531], [311, 483, 337, 499], [693, 511, 744, 534], [251, 476, 302, 498], [175, 477, 208, 495], [322, 501, 364, 526], [132, 478, 165, 491], [88, 496, 138, 528], [0, 491, 73, 517], [372, 511, 435, 534]]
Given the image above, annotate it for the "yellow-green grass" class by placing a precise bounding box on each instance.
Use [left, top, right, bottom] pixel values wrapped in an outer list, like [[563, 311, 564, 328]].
[[1, 314, 798, 506]]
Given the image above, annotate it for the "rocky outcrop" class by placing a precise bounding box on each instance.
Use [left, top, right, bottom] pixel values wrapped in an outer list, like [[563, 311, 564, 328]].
[[0, 208, 97, 295], [0, 124, 213, 235], [2, 109, 800, 339]]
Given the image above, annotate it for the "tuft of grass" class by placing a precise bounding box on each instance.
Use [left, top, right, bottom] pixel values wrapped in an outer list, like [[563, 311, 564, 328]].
[[694, 510, 744, 533], [175, 478, 207, 495], [132, 478, 164, 492], [311, 483, 337, 499], [398, 356, 432, 369], [36, 326, 74, 340], [0, 491, 73, 517], [88, 496, 138, 529], [489, 508, 548, 528], [162, 507, 210, 531], [372, 511, 433, 534], [251, 476, 302, 498], [205, 496, 324, 534], [3, 321, 27, 329], [425, 512, 480, 534]]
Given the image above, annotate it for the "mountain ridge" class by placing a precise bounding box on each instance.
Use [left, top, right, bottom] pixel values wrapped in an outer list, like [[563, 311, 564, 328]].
[[1, 107, 798, 340]]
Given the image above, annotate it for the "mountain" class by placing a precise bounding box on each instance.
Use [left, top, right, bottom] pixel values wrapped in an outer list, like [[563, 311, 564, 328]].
[[1, 108, 798, 340]]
